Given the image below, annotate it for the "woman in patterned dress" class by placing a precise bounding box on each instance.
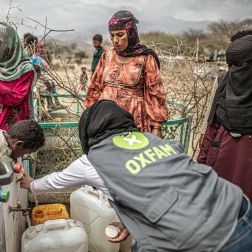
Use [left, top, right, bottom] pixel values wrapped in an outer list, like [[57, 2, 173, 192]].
[[84, 10, 168, 137]]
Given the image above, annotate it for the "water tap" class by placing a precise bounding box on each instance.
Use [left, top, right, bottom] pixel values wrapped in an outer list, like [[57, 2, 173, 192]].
[[22, 154, 40, 163], [9, 202, 31, 216]]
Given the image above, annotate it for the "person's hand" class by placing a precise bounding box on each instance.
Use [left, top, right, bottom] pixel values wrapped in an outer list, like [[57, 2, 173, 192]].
[[106, 222, 130, 243], [152, 127, 162, 138], [17, 172, 33, 190]]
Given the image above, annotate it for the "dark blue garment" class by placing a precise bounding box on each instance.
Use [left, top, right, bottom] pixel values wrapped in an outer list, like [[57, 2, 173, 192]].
[[220, 197, 252, 252]]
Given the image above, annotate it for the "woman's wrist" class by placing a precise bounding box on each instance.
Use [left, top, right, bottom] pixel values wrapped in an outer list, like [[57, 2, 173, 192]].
[[152, 127, 162, 138]]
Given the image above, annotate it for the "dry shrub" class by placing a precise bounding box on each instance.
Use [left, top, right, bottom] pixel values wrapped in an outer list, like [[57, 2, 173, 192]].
[[45, 40, 217, 158], [157, 43, 218, 157]]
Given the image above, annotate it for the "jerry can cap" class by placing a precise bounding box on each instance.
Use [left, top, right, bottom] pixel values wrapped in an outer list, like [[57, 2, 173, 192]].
[[0, 189, 9, 202]]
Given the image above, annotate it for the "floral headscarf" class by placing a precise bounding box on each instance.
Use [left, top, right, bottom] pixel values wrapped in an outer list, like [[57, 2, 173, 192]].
[[0, 22, 36, 82], [108, 10, 160, 68]]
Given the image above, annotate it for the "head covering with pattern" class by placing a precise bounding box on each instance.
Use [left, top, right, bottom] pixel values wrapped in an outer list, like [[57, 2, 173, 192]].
[[0, 22, 35, 82], [108, 10, 160, 68]]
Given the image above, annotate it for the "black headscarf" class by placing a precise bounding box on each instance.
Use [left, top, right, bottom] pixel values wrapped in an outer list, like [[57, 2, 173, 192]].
[[108, 10, 160, 69], [79, 100, 138, 154], [214, 35, 252, 133], [226, 35, 252, 66]]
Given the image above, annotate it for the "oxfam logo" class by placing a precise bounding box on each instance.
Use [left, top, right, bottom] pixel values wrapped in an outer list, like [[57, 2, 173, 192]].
[[112, 132, 149, 150]]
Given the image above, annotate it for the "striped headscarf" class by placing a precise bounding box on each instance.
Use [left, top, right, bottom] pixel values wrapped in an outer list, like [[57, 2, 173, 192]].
[[0, 22, 36, 82]]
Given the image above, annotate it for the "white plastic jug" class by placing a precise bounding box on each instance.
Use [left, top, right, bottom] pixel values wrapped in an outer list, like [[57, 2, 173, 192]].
[[70, 186, 120, 252], [21, 219, 88, 252]]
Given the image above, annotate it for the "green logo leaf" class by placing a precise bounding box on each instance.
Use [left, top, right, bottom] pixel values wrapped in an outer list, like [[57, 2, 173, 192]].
[[112, 132, 149, 150]]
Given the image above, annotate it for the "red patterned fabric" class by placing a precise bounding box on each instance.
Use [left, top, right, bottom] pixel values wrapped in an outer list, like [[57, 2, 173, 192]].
[[0, 71, 34, 130], [84, 48, 168, 132], [198, 122, 252, 201]]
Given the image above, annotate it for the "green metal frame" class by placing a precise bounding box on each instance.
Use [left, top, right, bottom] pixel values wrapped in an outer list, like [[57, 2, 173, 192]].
[[38, 115, 193, 153], [39, 93, 86, 98], [33, 92, 86, 121], [39, 122, 78, 128], [34, 92, 193, 148], [28, 93, 193, 176], [164, 99, 193, 152], [162, 116, 193, 153]]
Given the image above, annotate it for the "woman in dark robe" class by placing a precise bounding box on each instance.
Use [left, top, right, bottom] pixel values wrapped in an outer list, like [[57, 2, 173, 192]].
[[198, 34, 252, 201]]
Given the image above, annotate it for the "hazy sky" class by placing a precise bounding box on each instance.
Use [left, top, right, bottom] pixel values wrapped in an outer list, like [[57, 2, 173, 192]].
[[0, 0, 251, 39]]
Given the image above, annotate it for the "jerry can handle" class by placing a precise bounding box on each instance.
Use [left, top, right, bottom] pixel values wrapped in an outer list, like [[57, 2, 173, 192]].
[[87, 187, 106, 201], [47, 208, 63, 215], [97, 190, 111, 207], [43, 219, 66, 232], [84, 186, 112, 207], [87, 189, 100, 198]]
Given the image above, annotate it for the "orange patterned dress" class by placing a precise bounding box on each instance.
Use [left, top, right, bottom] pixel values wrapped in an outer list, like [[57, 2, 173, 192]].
[[84, 48, 168, 132]]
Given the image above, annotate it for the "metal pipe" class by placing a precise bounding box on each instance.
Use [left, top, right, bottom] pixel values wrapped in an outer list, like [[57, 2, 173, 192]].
[[8, 202, 31, 216]]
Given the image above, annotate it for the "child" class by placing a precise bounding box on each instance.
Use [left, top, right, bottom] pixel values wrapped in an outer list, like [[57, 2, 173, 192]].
[[80, 67, 88, 91], [0, 120, 45, 162], [91, 34, 104, 75]]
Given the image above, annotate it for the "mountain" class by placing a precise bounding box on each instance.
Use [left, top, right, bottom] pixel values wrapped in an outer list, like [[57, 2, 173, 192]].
[[52, 15, 210, 43], [140, 16, 209, 34]]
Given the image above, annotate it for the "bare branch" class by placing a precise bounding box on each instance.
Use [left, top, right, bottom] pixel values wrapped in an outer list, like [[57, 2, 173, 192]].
[[26, 16, 75, 43]]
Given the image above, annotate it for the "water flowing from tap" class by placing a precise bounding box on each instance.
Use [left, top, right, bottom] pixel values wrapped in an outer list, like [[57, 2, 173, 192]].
[[32, 192, 39, 206], [26, 214, 32, 227]]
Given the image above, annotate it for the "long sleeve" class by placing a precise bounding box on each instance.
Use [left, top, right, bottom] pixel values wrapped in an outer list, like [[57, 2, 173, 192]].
[[0, 71, 34, 107], [144, 55, 168, 127], [30, 155, 110, 196], [84, 50, 106, 107]]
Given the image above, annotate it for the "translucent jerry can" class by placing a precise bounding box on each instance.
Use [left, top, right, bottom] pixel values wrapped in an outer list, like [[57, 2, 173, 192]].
[[70, 186, 120, 252], [32, 203, 69, 225], [21, 219, 88, 252]]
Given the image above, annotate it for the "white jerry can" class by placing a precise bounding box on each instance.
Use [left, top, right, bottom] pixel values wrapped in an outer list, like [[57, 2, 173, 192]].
[[70, 186, 121, 252], [21, 219, 88, 252]]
